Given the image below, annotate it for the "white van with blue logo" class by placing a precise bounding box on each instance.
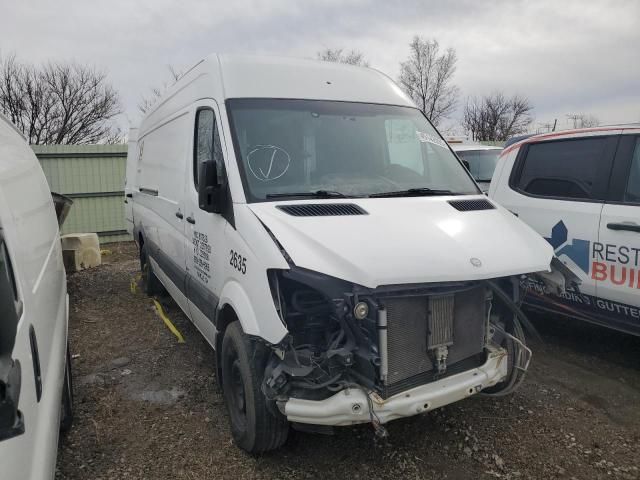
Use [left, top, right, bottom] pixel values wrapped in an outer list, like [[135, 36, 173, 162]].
[[490, 125, 640, 335]]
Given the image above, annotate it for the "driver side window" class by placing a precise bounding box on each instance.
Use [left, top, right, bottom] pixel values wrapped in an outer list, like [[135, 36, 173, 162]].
[[194, 108, 224, 188]]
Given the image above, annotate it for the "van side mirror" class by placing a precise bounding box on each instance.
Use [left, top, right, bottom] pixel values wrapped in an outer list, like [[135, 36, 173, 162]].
[[198, 161, 223, 214]]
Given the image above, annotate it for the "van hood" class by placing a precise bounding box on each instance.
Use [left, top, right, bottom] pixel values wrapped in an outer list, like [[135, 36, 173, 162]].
[[248, 196, 554, 289]]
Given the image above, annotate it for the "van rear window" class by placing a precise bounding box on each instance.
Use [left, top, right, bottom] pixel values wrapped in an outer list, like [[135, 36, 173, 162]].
[[515, 137, 609, 200]]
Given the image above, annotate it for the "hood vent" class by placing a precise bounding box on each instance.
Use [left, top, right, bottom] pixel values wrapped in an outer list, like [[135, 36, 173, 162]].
[[448, 198, 495, 212], [277, 203, 368, 217]]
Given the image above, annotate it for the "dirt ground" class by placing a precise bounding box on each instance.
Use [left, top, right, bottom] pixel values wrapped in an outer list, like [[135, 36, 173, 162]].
[[56, 242, 640, 480]]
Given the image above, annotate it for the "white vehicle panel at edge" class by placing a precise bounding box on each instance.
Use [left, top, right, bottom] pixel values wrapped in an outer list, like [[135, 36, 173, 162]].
[[0, 113, 69, 479]]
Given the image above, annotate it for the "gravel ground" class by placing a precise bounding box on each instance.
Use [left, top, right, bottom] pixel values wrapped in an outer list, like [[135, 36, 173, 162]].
[[56, 242, 640, 479]]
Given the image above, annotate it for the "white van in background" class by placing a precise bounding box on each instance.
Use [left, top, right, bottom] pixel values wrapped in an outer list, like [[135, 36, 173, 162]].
[[126, 54, 576, 453], [490, 125, 640, 335], [451, 144, 503, 193], [0, 114, 73, 478]]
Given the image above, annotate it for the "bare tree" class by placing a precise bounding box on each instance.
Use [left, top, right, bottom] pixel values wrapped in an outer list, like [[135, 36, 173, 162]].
[[398, 36, 459, 126], [566, 113, 600, 129], [317, 48, 369, 67], [0, 54, 122, 144], [462, 93, 533, 142], [138, 65, 182, 114]]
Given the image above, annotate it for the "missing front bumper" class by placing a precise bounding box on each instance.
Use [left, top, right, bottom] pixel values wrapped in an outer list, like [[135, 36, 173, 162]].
[[279, 346, 508, 426]]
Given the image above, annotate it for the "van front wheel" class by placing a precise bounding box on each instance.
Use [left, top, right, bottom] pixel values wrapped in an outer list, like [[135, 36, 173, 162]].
[[221, 322, 289, 453]]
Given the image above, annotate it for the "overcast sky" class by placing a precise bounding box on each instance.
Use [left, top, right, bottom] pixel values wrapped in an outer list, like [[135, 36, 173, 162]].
[[1, 0, 638, 134]]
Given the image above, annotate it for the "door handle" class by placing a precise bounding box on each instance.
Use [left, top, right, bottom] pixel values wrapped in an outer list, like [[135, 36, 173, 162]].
[[607, 222, 640, 233], [139, 187, 158, 196], [186, 216, 196, 224], [175, 212, 183, 219], [125, 193, 133, 198]]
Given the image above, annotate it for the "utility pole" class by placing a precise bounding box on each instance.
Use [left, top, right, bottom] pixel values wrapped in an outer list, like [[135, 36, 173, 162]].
[[538, 121, 556, 133], [566, 114, 581, 129]]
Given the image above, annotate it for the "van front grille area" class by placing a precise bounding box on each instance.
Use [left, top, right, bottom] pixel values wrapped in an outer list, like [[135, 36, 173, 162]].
[[380, 285, 487, 398]]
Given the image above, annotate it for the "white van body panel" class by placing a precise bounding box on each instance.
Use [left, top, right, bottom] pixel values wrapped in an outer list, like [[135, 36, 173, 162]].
[[218, 204, 289, 343], [0, 115, 68, 479], [248, 196, 553, 288]]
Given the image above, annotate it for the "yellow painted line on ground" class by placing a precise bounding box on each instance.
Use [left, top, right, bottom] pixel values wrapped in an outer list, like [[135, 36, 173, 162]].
[[130, 274, 142, 294], [153, 299, 185, 343]]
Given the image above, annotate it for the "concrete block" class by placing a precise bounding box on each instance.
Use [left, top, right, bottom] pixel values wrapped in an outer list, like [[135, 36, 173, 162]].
[[60, 233, 102, 272]]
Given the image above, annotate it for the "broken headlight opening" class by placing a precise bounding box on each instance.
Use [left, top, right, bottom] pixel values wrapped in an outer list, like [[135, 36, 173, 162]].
[[262, 267, 534, 411]]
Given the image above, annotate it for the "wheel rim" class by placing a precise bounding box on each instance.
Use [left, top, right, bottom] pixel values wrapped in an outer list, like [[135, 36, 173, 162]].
[[225, 347, 247, 429]]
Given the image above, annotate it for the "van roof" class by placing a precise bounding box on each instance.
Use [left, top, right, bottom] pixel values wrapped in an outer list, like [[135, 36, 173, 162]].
[[217, 54, 413, 105], [141, 54, 416, 124]]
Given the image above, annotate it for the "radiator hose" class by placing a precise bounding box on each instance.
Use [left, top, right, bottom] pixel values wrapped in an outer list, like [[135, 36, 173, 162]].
[[482, 280, 533, 397]]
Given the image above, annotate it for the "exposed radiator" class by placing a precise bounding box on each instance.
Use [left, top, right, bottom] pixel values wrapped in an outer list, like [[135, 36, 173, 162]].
[[428, 294, 455, 349], [381, 286, 487, 396]]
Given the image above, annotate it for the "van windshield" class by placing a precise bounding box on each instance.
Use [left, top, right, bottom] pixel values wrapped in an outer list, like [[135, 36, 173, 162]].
[[226, 99, 479, 201]]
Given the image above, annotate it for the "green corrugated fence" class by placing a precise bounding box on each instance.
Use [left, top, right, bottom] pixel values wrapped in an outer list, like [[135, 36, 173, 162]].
[[32, 144, 132, 244]]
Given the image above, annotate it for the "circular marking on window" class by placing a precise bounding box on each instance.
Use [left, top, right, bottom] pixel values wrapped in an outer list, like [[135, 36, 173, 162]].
[[246, 145, 291, 182]]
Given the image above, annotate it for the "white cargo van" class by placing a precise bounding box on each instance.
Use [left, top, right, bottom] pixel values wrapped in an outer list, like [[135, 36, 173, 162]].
[[490, 126, 640, 335], [127, 54, 575, 452], [0, 114, 73, 478]]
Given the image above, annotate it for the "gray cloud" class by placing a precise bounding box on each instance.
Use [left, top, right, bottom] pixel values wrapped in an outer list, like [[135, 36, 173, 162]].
[[1, 0, 637, 131]]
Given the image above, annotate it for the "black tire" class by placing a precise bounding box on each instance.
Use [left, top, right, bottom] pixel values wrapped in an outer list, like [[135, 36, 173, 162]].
[[221, 322, 289, 453], [60, 344, 74, 433], [140, 242, 163, 296]]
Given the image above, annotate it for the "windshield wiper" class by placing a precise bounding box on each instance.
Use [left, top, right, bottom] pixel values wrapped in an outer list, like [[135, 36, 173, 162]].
[[368, 187, 457, 198], [475, 178, 493, 182], [266, 190, 351, 199]]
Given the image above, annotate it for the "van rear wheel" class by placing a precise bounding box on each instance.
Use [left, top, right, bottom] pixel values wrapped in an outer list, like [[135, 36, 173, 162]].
[[140, 243, 162, 296], [221, 322, 289, 453]]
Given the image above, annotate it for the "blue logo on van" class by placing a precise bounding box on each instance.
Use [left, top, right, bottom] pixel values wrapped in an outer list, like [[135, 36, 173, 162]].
[[545, 221, 590, 274]]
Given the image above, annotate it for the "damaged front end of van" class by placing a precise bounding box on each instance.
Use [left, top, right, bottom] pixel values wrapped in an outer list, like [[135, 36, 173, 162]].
[[261, 269, 545, 431], [251, 201, 579, 432]]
